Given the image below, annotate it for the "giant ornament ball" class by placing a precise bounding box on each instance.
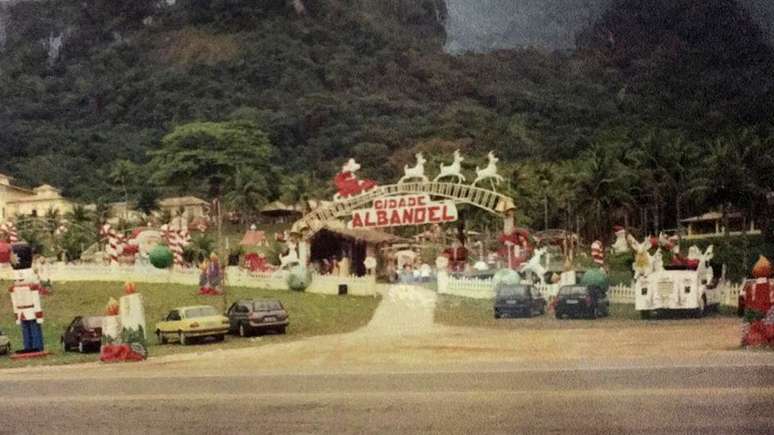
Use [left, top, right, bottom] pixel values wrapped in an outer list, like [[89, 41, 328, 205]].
[[148, 245, 174, 269]]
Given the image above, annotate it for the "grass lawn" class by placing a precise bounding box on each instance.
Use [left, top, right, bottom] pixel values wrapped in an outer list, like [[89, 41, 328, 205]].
[[0, 281, 380, 368], [434, 295, 736, 329]]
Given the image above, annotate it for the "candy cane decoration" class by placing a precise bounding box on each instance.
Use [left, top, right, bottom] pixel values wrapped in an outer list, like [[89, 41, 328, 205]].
[[2, 222, 18, 243], [171, 228, 190, 269], [100, 223, 120, 265]]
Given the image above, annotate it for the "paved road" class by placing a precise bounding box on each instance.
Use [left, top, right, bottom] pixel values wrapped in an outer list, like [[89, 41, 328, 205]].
[[1, 364, 773, 434]]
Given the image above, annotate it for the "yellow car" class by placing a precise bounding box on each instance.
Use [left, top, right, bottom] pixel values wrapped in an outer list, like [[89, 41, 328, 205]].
[[155, 305, 230, 345]]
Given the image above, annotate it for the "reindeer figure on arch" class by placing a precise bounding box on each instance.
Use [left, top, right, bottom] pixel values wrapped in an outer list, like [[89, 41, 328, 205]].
[[398, 153, 429, 184], [434, 150, 466, 183], [472, 152, 504, 188]]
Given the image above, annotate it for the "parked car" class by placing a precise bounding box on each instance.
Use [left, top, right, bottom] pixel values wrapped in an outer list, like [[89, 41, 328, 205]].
[[0, 329, 10, 355], [555, 285, 609, 319], [61, 316, 104, 353], [227, 299, 289, 337], [156, 305, 230, 345], [737, 279, 754, 316], [494, 283, 546, 318]]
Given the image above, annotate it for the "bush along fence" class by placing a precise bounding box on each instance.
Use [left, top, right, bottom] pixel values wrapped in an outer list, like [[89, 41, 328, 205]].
[[0, 263, 383, 297]]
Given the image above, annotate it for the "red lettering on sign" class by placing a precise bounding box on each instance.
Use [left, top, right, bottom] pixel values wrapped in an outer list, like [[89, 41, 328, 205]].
[[415, 208, 426, 224], [442, 205, 455, 221], [351, 213, 363, 228], [364, 211, 375, 227], [428, 206, 441, 222], [390, 210, 402, 225], [374, 199, 384, 210], [402, 209, 414, 224], [416, 196, 427, 206], [377, 210, 388, 226]]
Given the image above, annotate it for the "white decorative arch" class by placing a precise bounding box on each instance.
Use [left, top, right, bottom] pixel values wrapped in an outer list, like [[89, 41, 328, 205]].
[[292, 181, 515, 239]]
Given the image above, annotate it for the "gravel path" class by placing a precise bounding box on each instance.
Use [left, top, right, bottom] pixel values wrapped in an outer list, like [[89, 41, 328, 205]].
[[357, 285, 438, 336]]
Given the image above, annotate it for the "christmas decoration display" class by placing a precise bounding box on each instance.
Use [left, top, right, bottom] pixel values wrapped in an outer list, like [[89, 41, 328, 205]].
[[398, 153, 429, 183], [741, 256, 774, 347], [493, 268, 522, 286], [244, 252, 274, 273], [100, 223, 125, 265], [611, 226, 629, 254], [472, 152, 504, 187], [100, 282, 147, 362], [334, 158, 378, 200], [161, 224, 191, 269], [591, 240, 604, 266], [8, 243, 48, 359], [198, 253, 224, 295], [0, 241, 10, 263], [286, 264, 312, 291], [498, 228, 531, 269], [1, 221, 19, 243], [580, 267, 609, 292], [443, 239, 468, 273], [149, 244, 174, 269], [520, 247, 547, 285], [434, 150, 466, 183], [627, 234, 654, 278]]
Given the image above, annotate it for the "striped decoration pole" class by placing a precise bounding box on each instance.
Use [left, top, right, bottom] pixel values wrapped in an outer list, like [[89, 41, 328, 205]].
[[2, 222, 18, 243], [591, 240, 605, 267], [100, 223, 119, 265]]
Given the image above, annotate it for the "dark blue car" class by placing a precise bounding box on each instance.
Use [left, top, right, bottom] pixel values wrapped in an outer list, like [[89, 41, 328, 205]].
[[494, 283, 546, 319]]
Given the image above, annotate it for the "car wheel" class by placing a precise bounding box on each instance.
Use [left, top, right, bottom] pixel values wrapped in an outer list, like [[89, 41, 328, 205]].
[[640, 310, 650, 320], [214, 334, 225, 342], [539, 305, 545, 315], [239, 322, 249, 338], [78, 341, 85, 353], [157, 331, 167, 344], [178, 332, 187, 345], [61, 338, 68, 352]]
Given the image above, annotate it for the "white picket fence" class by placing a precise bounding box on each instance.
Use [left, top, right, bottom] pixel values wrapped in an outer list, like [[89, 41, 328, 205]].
[[0, 263, 382, 297], [437, 271, 743, 307]]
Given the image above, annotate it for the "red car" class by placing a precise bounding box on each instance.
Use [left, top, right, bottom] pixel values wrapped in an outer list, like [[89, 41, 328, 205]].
[[61, 316, 104, 353]]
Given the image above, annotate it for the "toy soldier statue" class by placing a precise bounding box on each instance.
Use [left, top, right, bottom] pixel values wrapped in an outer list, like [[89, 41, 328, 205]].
[[8, 243, 46, 355]]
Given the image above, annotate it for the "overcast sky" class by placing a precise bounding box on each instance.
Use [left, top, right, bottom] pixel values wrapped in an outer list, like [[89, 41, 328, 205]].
[[445, 0, 774, 52]]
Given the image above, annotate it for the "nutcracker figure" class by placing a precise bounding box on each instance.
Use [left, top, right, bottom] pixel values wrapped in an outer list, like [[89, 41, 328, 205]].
[[8, 243, 47, 356]]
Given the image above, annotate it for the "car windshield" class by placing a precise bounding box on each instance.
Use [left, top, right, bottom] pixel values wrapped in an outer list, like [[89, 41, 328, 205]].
[[253, 300, 282, 311], [82, 317, 103, 329], [496, 285, 530, 298], [185, 307, 218, 318], [559, 286, 588, 296]]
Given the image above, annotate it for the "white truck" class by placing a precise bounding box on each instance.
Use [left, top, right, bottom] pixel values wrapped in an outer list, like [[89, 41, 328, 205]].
[[634, 245, 722, 319]]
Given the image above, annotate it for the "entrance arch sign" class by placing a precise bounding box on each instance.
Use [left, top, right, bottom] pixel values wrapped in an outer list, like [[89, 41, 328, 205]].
[[292, 181, 515, 239]]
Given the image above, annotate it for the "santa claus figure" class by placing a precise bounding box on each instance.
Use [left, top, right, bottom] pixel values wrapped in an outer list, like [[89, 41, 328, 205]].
[[611, 225, 630, 254], [8, 243, 46, 355], [334, 158, 378, 199]]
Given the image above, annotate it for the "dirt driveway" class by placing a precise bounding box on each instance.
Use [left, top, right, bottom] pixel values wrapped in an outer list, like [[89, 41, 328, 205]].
[[0, 286, 758, 379]]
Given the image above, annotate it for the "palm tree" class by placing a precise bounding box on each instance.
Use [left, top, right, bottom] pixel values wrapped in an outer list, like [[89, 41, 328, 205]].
[[574, 143, 636, 241], [224, 167, 267, 225], [109, 159, 140, 204], [66, 204, 94, 225]]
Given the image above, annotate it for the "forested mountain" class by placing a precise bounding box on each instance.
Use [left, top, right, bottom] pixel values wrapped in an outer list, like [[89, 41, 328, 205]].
[[0, 0, 772, 239]]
